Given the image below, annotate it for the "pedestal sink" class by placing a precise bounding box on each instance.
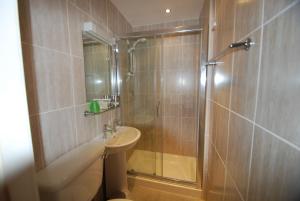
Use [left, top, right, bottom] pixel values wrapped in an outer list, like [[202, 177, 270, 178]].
[[104, 126, 141, 199], [105, 126, 141, 155]]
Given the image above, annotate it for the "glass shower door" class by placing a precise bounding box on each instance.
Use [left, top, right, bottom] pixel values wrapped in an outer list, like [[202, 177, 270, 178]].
[[118, 37, 162, 176], [118, 32, 201, 183]]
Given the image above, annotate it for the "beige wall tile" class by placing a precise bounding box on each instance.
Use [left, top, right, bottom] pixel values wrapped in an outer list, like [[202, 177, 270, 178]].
[[181, 117, 197, 142], [22, 44, 73, 114], [91, 0, 107, 27], [135, 47, 150, 70], [230, 29, 261, 120], [235, 0, 263, 40], [163, 35, 182, 46], [264, 0, 297, 22], [256, 2, 300, 147], [68, 2, 90, 57], [75, 104, 97, 145], [223, 173, 243, 201], [181, 95, 197, 117], [19, 0, 70, 53], [205, 1, 300, 201], [180, 69, 198, 95], [162, 46, 182, 69], [119, 14, 129, 34], [181, 141, 197, 157], [133, 71, 148, 94], [163, 69, 181, 94], [211, 54, 233, 107], [248, 126, 300, 201], [70, 0, 91, 14], [71, 57, 86, 104], [107, 1, 118, 34], [20, 0, 132, 169], [163, 94, 181, 117], [182, 33, 201, 45], [182, 44, 200, 70], [211, 103, 229, 161], [148, 45, 161, 67], [227, 113, 253, 199], [39, 108, 76, 165], [215, 0, 235, 53], [163, 116, 181, 155], [206, 145, 226, 201]]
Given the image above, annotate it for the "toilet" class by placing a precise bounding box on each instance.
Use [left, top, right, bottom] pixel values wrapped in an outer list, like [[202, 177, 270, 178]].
[[36, 137, 133, 201]]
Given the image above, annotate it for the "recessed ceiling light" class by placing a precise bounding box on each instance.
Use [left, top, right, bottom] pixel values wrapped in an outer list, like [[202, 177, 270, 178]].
[[165, 8, 171, 14]]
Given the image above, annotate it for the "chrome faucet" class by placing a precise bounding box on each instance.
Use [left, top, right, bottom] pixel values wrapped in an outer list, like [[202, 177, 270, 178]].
[[113, 119, 122, 131], [103, 120, 121, 138], [104, 124, 113, 132], [103, 124, 113, 139]]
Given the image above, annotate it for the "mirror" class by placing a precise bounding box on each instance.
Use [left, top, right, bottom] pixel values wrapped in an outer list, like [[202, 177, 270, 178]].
[[82, 29, 119, 116], [82, 33, 113, 101]]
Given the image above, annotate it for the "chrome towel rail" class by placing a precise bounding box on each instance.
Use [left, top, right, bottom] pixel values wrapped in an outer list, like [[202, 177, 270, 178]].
[[229, 38, 254, 50], [205, 61, 224, 66], [205, 38, 254, 67]]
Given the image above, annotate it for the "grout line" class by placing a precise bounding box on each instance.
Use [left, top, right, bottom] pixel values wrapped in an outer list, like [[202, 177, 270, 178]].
[[208, 98, 229, 111], [217, 0, 299, 63], [69, 0, 96, 25], [207, 0, 300, 199], [236, 0, 299, 44], [212, 142, 225, 167], [21, 41, 70, 56], [29, 105, 75, 117], [21, 41, 84, 59], [245, 0, 265, 199], [72, 54, 84, 59], [209, 99, 252, 125], [29, 103, 87, 117], [223, 1, 237, 199], [255, 123, 300, 152], [209, 98, 300, 153], [226, 169, 246, 201], [238, 25, 262, 42], [263, 0, 300, 27], [69, 0, 116, 38], [223, 168, 228, 201], [212, 141, 245, 201], [66, 0, 79, 145], [66, 0, 76, 108]]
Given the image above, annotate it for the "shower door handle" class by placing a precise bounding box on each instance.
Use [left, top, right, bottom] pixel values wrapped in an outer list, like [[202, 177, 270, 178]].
[[156, 101, 160, 117]]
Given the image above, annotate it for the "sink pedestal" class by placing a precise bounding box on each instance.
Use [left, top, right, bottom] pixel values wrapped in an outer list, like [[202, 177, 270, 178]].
[[104, 126, 141, 199], [105, 151, 129, 199]]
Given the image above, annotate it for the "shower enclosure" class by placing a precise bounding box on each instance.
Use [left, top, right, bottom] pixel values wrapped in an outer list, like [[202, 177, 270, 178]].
[[118, 27, 203, 184]]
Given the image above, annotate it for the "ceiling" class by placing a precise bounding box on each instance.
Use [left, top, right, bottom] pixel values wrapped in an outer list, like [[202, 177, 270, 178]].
[[111, 0, 204, 27]]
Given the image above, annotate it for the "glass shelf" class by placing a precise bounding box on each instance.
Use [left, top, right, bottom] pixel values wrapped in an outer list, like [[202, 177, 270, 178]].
[[84, 105, 119, 117]]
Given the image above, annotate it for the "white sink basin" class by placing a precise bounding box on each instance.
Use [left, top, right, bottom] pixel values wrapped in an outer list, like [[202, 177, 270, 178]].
[[105, 126, 141, 154]]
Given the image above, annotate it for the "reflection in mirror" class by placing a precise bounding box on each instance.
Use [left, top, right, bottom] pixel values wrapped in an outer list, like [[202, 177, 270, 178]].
[[83, 33, 112, 101]]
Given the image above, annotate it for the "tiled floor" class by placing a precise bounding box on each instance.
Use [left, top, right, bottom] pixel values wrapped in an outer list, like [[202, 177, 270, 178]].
[[128, 184, 203, 201], [127, 149, 197, 182]]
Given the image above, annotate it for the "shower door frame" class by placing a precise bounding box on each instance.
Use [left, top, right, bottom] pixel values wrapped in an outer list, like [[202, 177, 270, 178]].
[[118, 26, 204, 187]]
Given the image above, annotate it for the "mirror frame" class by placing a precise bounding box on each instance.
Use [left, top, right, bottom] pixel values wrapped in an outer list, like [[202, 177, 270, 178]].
[[82, 22, 119, 116]]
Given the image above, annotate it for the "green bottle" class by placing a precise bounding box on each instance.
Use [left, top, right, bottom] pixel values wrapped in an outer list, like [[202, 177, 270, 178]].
[[89, 100, 100, 113]]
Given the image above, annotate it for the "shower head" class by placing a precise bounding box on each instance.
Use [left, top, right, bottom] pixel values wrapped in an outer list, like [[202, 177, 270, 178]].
[[128, 38, 147, 53]]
